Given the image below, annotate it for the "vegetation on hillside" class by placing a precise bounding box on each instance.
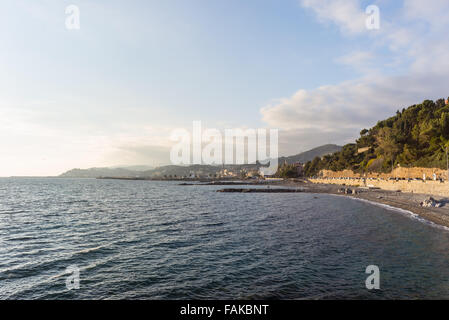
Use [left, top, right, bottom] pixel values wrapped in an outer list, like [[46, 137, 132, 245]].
[[304, 98, 449, 177], [276, 163, 299, 178]]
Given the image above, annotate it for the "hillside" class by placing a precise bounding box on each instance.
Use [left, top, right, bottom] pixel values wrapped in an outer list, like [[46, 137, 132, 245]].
[[59, 167, 147, 178], [278, 144, 342, 164], [304, 97, 449, 177]]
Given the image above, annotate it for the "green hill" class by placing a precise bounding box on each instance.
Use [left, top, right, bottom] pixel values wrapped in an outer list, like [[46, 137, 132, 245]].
[[304, 97, 449, 177]]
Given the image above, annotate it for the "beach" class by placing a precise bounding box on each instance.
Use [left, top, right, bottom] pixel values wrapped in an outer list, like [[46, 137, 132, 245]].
[[282, 180, 449, 229], [101, 176, 449, 229]]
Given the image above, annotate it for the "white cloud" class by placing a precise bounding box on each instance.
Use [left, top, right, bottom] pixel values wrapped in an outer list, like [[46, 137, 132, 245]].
[[0, 102, 178, 176], [261, 0, 449, 154], [335, 50, 376, 73], [403, 0, 449, 30], [262, 73, 449, 129], [300, 0, 367, 34]]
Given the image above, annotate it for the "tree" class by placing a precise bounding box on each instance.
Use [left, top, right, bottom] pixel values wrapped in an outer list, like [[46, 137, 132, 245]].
[[277, 163, 298, 178], [372, 127, 400, 172], [303, 97, 449, 176]]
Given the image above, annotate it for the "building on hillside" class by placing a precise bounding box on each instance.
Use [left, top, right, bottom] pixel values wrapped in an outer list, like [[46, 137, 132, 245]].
[[357, 147, 370, 154], [293, 162, 304, 177], [219, 168, 237, 178]]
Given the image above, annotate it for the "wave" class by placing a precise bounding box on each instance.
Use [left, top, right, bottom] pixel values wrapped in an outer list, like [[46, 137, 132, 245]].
[[331, 194, 449, 232], [0, 210, 27, 215]]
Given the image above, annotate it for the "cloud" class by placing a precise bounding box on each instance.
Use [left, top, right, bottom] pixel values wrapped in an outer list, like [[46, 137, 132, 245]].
[[300, 0, 367, 35], [0, 102, 177, 175], [261, 0, 449, 154], [335, 50, 376, 73], [262, 73, 449, 130], [107, 144, 172, 167], [403, 0, 449, 30]]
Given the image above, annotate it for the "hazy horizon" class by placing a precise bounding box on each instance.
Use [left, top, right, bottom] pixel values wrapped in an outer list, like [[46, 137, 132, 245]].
[[2, 0, 449, 176]]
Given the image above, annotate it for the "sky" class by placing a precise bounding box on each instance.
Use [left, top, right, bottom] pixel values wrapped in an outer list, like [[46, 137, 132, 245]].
[[1, 0, 449, 176]]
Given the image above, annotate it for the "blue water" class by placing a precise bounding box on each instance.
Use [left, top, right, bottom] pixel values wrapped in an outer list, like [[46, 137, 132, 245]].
[[1, 178, 449, 299]]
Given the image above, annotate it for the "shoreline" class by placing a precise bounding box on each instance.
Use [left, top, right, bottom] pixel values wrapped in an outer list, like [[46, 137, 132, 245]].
[[280, 180, 449, 229], [201, 179, 449, 229], [22, 176, 449, 229], [340, 195, 449, 231]]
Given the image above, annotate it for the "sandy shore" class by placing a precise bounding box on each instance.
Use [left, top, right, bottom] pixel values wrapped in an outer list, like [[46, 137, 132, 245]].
[[282, 180, 449, 229]]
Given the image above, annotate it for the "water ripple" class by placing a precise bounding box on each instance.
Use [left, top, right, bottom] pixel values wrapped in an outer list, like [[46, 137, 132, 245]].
[[1, 178, 449, 299]]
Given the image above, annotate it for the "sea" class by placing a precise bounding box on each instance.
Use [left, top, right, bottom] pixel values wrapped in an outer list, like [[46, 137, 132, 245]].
[[1, 178, 449, 299]]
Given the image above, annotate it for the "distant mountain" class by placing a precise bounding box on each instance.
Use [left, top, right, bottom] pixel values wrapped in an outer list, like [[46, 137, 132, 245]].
[[58, 144, 342, 178], [140, 163, 264, 178], [278, 144, 342, 164], [110, 165, 154, 171], [59, 164, 242, 178], [59, 167, 144, 178]]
